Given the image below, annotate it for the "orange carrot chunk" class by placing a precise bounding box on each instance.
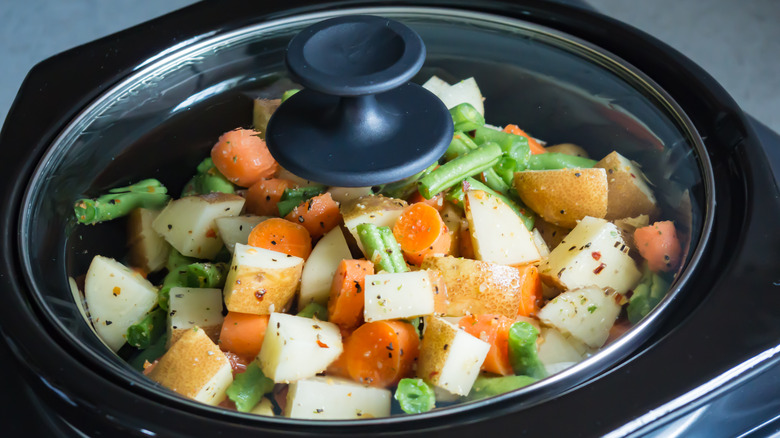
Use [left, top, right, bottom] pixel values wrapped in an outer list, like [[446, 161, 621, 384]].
[[328, 259, 375, 330], [634, 220, 682, 272], [211, 128, 278, 187], [407, 190, 446, 211], [392, 203, 451, 265], [247, 217, 312, 260], [343, 320, 419, 388], [516, 264, 542, 318], [284, 192, 342, 240], [219, 312, 270, 358], [458, 314, 515, 376], [245, 178, 296, 216], [503, 124, 546, 155]]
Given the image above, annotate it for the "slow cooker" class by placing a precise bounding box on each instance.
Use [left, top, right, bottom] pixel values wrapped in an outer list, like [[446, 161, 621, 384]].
[[1, 0, 779, 436]]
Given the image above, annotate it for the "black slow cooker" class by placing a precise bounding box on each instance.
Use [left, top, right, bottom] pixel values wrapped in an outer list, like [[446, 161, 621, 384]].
[[1, 1, 779, 436]]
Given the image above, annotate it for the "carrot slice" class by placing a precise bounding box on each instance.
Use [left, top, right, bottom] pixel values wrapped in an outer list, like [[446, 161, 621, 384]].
[[634, 220, 682, 272], [516, 264, 542, 317], [392, 203, 451, 265], [407, 190, 445, 211], [343, 320, 420, 388], [247, 217, 312, 260], [219, 312, 270, 358], [211, 128, 278, 187], [245, 178, 296, 216], [328, 259, 374, 330], [284, 192, 342, 240], [503, 124, 546, 155], [458, 314, 515, 376]]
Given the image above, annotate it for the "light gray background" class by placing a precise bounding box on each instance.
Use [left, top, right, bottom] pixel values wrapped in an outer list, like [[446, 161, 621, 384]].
[[1, 0, 778, 132]]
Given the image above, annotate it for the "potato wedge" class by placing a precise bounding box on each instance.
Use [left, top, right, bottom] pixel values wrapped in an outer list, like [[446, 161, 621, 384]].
[[299, 226, 352, 306], [544, 143, 590, 158], [285, 376, 391, 419], [514, 168, 608, 229], [538, 286, 622, 348], [421, 256, 527, 318], [534, 217, 570, 251], [595, 151, 659, 220], [127, 207, 170, 273], [340, 195, 407, 256], [214, 215, 268, 253], [167, 287, 224, 346]]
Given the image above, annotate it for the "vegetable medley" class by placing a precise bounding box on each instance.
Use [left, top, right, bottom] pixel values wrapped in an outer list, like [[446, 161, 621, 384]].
[[72, 76, 682, 419]]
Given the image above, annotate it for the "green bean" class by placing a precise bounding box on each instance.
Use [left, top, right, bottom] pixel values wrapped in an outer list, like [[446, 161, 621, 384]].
[[527, 152, 597, 170], [357, 223, 408, 273], [449, 103, 485, 132], [128, 333, 169, 371], [281, 89, 300, 102], [467, 375, 537, 401], [126, 308, 167, 349], [472, 126, 531, 168], [277, 185, 328, 216], [74, 179, 170, 225], [444, 131, 479, 161], [418, 143, 503, 199], [495, 156, 519, 186], [508, 322, 547, 379], [158, 267, 188, 311], [185, 262, 229, 289], [166, 248, 197, 272], [226, 360, 275, 412], [480, 167, 511, 195], [297, 302, 329, 320], [627, 265, 670, 324], [374, 162, 438, 199], [181, 158, 235, 197], [394, 378, 436, 414]]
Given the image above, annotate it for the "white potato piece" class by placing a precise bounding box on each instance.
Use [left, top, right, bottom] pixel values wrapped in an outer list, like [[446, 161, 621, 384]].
[[127, 207, 170, 273], [595, 151, 659, 220], [424, 76, 485, 116], [84, 255, 159, 352], [152, 193, 245, 259], [422, 75, 451, 96], [285, 376, 391, 419], [327, 186, 373, 204], [538, 287, 622, 348], [148, 326, 233, 406], [167, 287, 224, 346], [259, 313, 343, 383], [276, 167, 321, 187], [439, 202, 463, 257], [299, 227, 352, 306], [539, 216, 642, 294], [364, 271, 436, 322], [223, 243, 303, 315], [466, 190, 540, 266], [215, 215, 268, 253], [537, 327, 585, 367], [340, 195, 407, 255], [417, 316, 490, 396], [249, 397, 275, 416], [532, 228, 551, 258]]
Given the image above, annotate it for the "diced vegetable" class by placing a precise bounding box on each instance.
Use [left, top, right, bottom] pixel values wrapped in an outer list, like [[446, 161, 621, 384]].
[[527, 152, 597, 170], [222, 243, 304, 315], [74, 179, 170, 225], [537, 327, 586, 368], [181, 158, 235, 197], [537, 286, 622, 348], [252, 98, 281, 138], [296, 302, 328, 320], [245, 178, 296, 217], [516, 264, 543, 317], [126, 308, 166, 350], [357, 223, 409, 274], [219, 312, 270, 358], [394, 378, 435, 414], [627, 265, 670, 323], [341, 195, 408, 254], [328, 259, 374, 330], [247, 217, 312, 260], [342, 320, 420, 387], [214, 215, 268, 253], [595, 151, 659, 220], [211, 128, 278, 187], [418, 142, 503, 199], [503, 124, 546, 155], [299, 226, 352, 306], [285, 376, 392, 419], [507, 321, 547, 379], [393, 202, 451, 265], [458, 314, 515, 376], [258, 313, 343, 383], [364, 271, 436, 322], [449, 102, 485, 132], [226, 360, 275, 412], [167, 287, 224, 346], [466, 375, 537, 401], [634, 221, 682, 273], [423, 76, 484, 116], [127, 207, 170, 274], [284, 192, 341, 240]]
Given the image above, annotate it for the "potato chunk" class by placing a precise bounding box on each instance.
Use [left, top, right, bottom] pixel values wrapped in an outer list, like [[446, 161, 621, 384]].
[[299, 226, 352, 306], [539, 216, 641, 294], [538, 287, 622, 348], [340, 195, 407, 256], [167, 287, 224, 346], [285, 376, 391, 419], [421, 256, 528, 318], [595, 151, 659, 220], [417, 316, 490, 396], [223, 243, 303, 315], [514, 168, 608, 229], [214, 215, 268, 253], [152, 193, 245, 259], [364, 270, 436, 322], [84, 255, 158, 352], [148, 326, 233, 406], [465, 190, 540, 266], [127, 208, 170, 273], [259, 313, 343, 383]]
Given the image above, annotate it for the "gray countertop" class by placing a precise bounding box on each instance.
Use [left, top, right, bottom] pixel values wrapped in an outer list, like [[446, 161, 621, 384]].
[[2, 0, 778, 133]]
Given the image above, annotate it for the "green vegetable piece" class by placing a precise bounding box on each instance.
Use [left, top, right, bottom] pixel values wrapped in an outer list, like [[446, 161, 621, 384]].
[[444, 131, 479, 161], [226, 361, 275, 412], [166, 248, 197, 272], [627, 265, 670, 324], [467, 375, 537, 401], [527, 152, 597, 170], [472, 126, 531, 168], [128, 333, 169, 371], [480, 167, 511, 195], [158, 267, 188, 311], [394, 378, 436, 414], [281, 89, 300, 103], [74, 179, 170, 225], [181, 158, 235, 197], [297, 302, 328, 320], [126, 307, 167, 349], [374, 162, 438, 199], [418, 142, 503, 199], [508, 322, 547, 379], [185, 262, 229, 289], [357, 223, 409, 273], [449, 103, 485, 132], [277, 185, 327, 217], [495, 156, 518, 186]]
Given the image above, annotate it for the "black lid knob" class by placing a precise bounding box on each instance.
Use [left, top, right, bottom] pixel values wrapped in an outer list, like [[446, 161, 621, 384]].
[[265, 15, 453, 187]]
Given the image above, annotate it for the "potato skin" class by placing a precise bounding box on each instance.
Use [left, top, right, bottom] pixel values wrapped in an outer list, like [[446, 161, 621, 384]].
[[595, 151, 660, 221], [514, 168, 608, 229], [421, 256, 526, 318]]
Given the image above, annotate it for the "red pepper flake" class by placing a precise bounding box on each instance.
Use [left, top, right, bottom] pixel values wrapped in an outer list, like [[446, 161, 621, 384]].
[[316, 340, 329, 348], [205, 228, 217, 238], [593, 263, 606, 274], [429, 371, 439, 379], [591, 251, 602, 261], [254, 289, 266, 301]]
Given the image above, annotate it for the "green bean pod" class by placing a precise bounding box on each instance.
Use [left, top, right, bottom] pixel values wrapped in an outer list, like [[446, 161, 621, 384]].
[[527, 152, 598, 170], [418, 142, 502, 199]]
